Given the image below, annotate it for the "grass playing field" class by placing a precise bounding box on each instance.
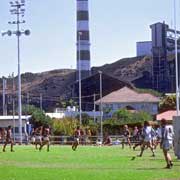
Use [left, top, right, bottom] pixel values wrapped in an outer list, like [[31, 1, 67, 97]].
[[0, 145, 179, 180]]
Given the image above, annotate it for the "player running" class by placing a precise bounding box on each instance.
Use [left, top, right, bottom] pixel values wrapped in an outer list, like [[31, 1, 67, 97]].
[[138, 121, 155, 157], [34, 126, 43, 150], [160, 118, 174, 169], [133, 125, 144, 150], [39, 125, 51, 152], [72, 126, 81, 151], [122, 125, 131, 149], [2, 126, 14, 152]]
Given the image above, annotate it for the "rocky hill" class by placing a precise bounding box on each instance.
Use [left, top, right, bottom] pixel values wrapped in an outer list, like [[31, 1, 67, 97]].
[[92, 56, 152, 82], [0, 56, 153, 112]]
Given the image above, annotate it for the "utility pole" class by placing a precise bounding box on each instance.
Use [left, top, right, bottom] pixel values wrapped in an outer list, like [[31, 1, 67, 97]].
[[78, 32, 82, 125], [40, 93, 43, 110], [27, 92, 29, 107], [99, 71, 103, 142], [26, 92, 29, 117], [12, 72, 16, 141], [3, 78, 7, 116], [93, 93, 96, 123]]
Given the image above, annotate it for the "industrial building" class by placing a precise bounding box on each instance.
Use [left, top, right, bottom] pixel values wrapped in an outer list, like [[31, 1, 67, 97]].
[[136, 41, 152, 56], [137, 22, 180, 93]]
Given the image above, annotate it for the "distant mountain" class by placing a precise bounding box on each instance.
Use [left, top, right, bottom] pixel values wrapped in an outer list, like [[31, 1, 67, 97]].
[[0, 56, 153, 112]]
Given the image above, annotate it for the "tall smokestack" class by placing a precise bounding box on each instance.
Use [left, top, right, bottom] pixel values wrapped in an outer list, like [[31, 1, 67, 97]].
[[76, 0, 91, 80]]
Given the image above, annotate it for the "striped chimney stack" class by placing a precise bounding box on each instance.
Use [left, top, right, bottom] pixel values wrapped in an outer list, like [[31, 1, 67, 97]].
[[76, 0, 91, 80]]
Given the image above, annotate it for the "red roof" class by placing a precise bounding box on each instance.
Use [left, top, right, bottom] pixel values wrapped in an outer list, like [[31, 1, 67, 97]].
[[156, 110, 178, 121], [96, 86, 160, 104]]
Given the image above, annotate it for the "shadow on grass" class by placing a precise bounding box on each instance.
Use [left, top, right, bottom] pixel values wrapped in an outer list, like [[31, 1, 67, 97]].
[[173, 164, 180, 166], [136, 167, 166, 171], [149, 158, 164, 161]]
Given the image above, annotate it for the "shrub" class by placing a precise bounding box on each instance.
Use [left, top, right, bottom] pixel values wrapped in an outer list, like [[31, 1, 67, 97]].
[[52, 117, 78, 136]]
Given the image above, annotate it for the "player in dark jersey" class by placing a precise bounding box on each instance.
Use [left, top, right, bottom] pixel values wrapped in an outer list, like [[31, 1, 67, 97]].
[[72, 126, 81, 151], [34, 126, 42, 150], [133, 125, 144, 150], [0, 128, 3, 143], [39, 125, 50, 152], [122, 125, 131, 149], [0, 128, 7, 144], [2, 126, 14, 152]]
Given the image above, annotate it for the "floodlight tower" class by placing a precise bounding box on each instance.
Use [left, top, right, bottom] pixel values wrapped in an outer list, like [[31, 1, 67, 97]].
[[1, 0, 30, 144], [76, 0, 91, 80]]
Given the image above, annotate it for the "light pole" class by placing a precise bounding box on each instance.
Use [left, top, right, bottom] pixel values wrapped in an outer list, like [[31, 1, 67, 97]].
[[98, 71, 103, 141], [12, 72, 16, 142], [2, 78, 7, 116], [78, 31, 82, 125], [1, 0, 30, 144], [173, 0, 180, 160], [174, 0, 180, 115], [93, 93, 96, 123]]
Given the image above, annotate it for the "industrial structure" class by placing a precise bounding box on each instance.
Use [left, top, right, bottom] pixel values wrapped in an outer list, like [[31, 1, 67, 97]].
[[151, 22, 180, 92], [150, 22, 170, 92], [137, 22, 180, 93], [76, 0, 91, 80]]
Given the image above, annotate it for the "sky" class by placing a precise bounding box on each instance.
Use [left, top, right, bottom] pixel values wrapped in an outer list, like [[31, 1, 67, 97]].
[[0, 0, 177, 77]]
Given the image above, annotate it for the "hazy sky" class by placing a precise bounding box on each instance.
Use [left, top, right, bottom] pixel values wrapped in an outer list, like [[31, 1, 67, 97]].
[[0, 0, 177, 77]]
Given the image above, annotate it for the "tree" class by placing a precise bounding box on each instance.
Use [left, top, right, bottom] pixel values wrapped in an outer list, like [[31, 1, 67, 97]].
[[113, 109, 133, 124], [76, 113, 91, 126], [112, 108, 152, 125], [133, 111, 152, 124], [52, 117, 78, 136], [31, 109, 51, 127], [22, 105, 38, 115], [60, 99, 78, 109], [22, 105, 51, 127], [159, 95, 176, 112]]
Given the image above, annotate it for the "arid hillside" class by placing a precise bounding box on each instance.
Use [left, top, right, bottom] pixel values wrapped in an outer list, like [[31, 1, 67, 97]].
[[0, 56, 153, 112]]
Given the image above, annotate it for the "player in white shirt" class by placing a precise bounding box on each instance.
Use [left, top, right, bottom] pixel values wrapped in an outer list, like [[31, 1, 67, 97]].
[[138, 121, 155, 157], [160, 118, 174, 169]]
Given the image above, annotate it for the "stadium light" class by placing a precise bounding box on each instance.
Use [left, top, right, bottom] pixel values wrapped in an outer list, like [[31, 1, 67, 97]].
[[1, 0, 30, 144]]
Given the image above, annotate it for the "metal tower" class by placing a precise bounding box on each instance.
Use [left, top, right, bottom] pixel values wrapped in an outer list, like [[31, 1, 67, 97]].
[[151, 22, 180, 92], [151, 22, 170, 92]]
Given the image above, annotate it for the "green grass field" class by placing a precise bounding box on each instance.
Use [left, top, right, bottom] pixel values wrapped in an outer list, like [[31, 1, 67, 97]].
[[0, 145, 179, 180]]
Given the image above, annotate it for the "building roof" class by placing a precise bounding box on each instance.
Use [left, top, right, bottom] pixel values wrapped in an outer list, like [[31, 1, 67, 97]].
[[95, 86, 160, 104], [156, 110, 177, 121]]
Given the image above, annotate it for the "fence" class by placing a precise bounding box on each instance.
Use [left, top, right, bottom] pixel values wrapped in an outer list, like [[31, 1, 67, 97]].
[[5, 135, 141, 145]]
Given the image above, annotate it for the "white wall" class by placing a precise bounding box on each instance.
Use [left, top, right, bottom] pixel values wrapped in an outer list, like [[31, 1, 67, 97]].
[[46, 111, 101, 119]]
